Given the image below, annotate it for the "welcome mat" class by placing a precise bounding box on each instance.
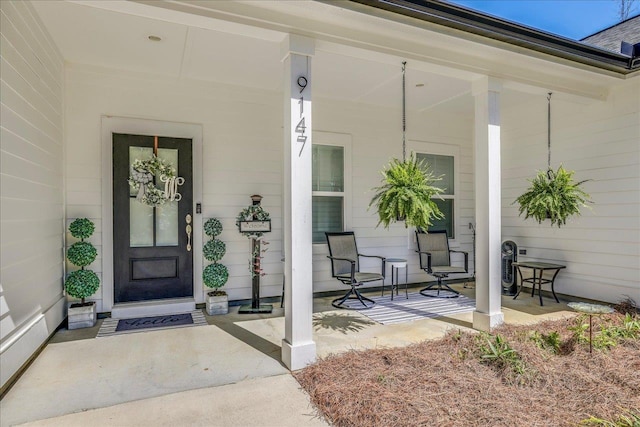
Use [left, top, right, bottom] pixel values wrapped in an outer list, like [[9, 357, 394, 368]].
[[360, 292, 476, 325], [97, 310, 207, 337]]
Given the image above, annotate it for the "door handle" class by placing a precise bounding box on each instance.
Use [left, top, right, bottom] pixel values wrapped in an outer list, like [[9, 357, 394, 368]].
[[186, 214, 192, 252]]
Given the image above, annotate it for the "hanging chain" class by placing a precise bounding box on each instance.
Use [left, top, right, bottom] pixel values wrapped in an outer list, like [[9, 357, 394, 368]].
[[402, 61, 407, 162], [547, 92, 552, 170]]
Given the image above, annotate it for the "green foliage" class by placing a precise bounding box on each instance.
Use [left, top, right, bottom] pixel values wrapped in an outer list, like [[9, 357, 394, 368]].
[[203, 239, 226, 262], [65, 269, 100, 300], [204, 218, 223, 237], [569, 317, 590, 344], [68, 218, 95, 240], [479, 334, 527, 376], [530, 330, 561, 354], [569, 313, 640, 352], [581, 409, 640, 426], [203, 263, 229, 289], [617, 313, 640, 339], [65, 218, 99, 304], [67, 241, 97, 267], [369, 154, 444, 229], [514, 165, 591, 227]]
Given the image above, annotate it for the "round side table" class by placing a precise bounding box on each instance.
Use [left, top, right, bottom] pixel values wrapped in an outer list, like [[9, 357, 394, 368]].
[[383, 258, 408, 300]]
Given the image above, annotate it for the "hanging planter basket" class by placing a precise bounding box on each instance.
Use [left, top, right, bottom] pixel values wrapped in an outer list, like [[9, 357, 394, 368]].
[[514, 165, 591, 228], [514, 93, 592, 228], [369, 154, 444, 229]]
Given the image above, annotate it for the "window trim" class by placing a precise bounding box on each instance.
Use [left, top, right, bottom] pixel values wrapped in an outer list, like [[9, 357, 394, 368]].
[[410, 140, 460, 242], [312, 131, 352, 248]]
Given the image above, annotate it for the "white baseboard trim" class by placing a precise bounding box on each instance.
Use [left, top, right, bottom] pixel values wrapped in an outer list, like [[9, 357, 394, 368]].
[[1, 296, 66, 390]]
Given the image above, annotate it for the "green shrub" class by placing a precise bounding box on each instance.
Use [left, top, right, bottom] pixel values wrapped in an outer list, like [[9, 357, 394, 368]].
[[581, 409, 640, 426], [203, 263, 228, 290], [480, 335, 520, 369], [204, 218, 223, 237], [65, 218, 99, 304], [203, 239, 226, 262], [68, 218, 95, 239], [65, 270, 100, 300], [530, 330, 561, 354], [67, 241, 98, 267]]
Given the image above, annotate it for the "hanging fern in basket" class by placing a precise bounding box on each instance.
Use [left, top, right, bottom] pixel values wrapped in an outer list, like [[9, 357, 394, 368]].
[[369, 154, 444, 229], [514, 165, 591, 228]]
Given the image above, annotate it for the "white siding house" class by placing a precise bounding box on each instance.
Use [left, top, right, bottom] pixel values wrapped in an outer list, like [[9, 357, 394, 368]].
[[1, 1, 66, 390], [1, 0, 639, 390]]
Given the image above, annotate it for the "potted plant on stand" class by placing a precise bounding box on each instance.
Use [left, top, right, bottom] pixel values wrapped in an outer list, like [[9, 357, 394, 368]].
[[203, 218, 229, 315], [369, 153, 445, 229], [65, 218, 100, 329]]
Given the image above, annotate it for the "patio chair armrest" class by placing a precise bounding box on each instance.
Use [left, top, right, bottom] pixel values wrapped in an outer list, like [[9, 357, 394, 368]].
[[327, 256, 357, 282], [415, 250, 433, 272], [326, 255, 356, 264], [450, 250, 469, 272], [357, 254, 386, 278]]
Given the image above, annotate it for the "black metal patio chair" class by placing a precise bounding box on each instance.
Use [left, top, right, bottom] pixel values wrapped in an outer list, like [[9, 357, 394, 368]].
[[416, 230, 468, 298], [325, 232, 386, 309]]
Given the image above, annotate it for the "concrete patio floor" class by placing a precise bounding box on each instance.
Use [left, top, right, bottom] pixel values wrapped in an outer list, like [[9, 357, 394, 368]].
[[0, 282, 582, 427]]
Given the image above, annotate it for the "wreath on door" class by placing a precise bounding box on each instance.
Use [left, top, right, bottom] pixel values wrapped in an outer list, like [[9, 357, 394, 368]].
[[128, 155, 177, 207]]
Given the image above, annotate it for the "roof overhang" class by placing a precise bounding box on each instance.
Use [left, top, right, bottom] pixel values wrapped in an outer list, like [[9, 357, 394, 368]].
[[345, 0, 638, 75]]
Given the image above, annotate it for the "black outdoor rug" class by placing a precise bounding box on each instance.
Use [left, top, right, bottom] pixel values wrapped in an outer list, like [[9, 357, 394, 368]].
[[97, 310, 207, 337], [360, 292, 476, 325]]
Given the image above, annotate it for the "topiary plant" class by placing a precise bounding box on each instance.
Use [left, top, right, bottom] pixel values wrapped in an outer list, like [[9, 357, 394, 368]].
[[65, 218, 99, 305], [203, 239, 226, 263], [513, 165, 592, 228], [369, 153, 444, 229], [203, 218, 228, 296]]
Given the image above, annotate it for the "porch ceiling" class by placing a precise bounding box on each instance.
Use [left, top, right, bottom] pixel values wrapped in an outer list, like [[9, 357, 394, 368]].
[[31, 0, 477, 113]]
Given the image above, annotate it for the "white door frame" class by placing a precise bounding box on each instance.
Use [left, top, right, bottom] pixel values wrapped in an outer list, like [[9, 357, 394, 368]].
[[101, 116, 204, 311]]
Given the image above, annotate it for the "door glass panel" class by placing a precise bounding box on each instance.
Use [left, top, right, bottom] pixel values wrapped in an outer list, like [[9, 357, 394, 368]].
[[156, 204, 178, 246], [129, 146, 154, 247], [130, 200, 154, 247], [155, 148, 179, 246], [129, 147, 154, 197]]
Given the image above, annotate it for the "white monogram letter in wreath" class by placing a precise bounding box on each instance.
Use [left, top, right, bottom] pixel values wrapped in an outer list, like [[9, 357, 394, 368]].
[[128, 155, 185, 207]]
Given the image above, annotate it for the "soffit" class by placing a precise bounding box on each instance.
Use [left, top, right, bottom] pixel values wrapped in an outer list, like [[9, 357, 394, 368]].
[[30, 0, 475, 112]]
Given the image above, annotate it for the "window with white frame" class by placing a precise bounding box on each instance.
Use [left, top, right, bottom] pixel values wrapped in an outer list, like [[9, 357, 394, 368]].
[[416, 152, 455, 238], [312, 144, 345, 243]]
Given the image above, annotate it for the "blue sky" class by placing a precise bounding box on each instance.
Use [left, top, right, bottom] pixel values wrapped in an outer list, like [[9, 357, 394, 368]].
[[447, 1, 629, 40]]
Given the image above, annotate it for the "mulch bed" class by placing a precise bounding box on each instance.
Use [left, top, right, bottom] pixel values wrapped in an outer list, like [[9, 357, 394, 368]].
[[295, 311, 640, 427]]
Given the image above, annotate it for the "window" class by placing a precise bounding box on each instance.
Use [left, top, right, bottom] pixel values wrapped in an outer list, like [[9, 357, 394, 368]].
[[312, 144, 344, 243], [416, 153, 455, 238]]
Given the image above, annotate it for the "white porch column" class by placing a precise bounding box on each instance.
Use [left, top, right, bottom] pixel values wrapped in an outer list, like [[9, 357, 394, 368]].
[[472, 77, 504, 331], [281, 34, 317, 370]]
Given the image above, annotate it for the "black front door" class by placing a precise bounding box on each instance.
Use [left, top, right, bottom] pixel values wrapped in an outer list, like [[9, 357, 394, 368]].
[[113, 133, 193, 303]]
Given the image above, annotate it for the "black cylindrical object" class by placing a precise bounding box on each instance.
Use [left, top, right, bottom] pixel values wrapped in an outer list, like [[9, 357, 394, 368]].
[[501, 241, 518, 296]]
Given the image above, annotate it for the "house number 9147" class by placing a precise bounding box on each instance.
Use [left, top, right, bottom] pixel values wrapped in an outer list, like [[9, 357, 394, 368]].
[[296, 76, 308, 157]]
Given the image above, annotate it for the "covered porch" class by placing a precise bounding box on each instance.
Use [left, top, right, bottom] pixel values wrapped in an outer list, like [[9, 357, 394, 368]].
[[0, 282, 583, 426], [2, 0, 638, 395]]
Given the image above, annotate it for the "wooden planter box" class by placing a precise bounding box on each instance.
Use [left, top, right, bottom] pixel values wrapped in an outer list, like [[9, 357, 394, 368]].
[[206, 293, 228, 316], [68, 302, 97, 330]]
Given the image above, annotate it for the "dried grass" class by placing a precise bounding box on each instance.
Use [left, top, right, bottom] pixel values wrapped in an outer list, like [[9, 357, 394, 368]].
[[295, 313, 640, 427]]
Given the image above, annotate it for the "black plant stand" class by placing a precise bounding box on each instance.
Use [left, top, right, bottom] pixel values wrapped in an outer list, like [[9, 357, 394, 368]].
[[238, 195, 272, 314], [239, 236, 273, 314]]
